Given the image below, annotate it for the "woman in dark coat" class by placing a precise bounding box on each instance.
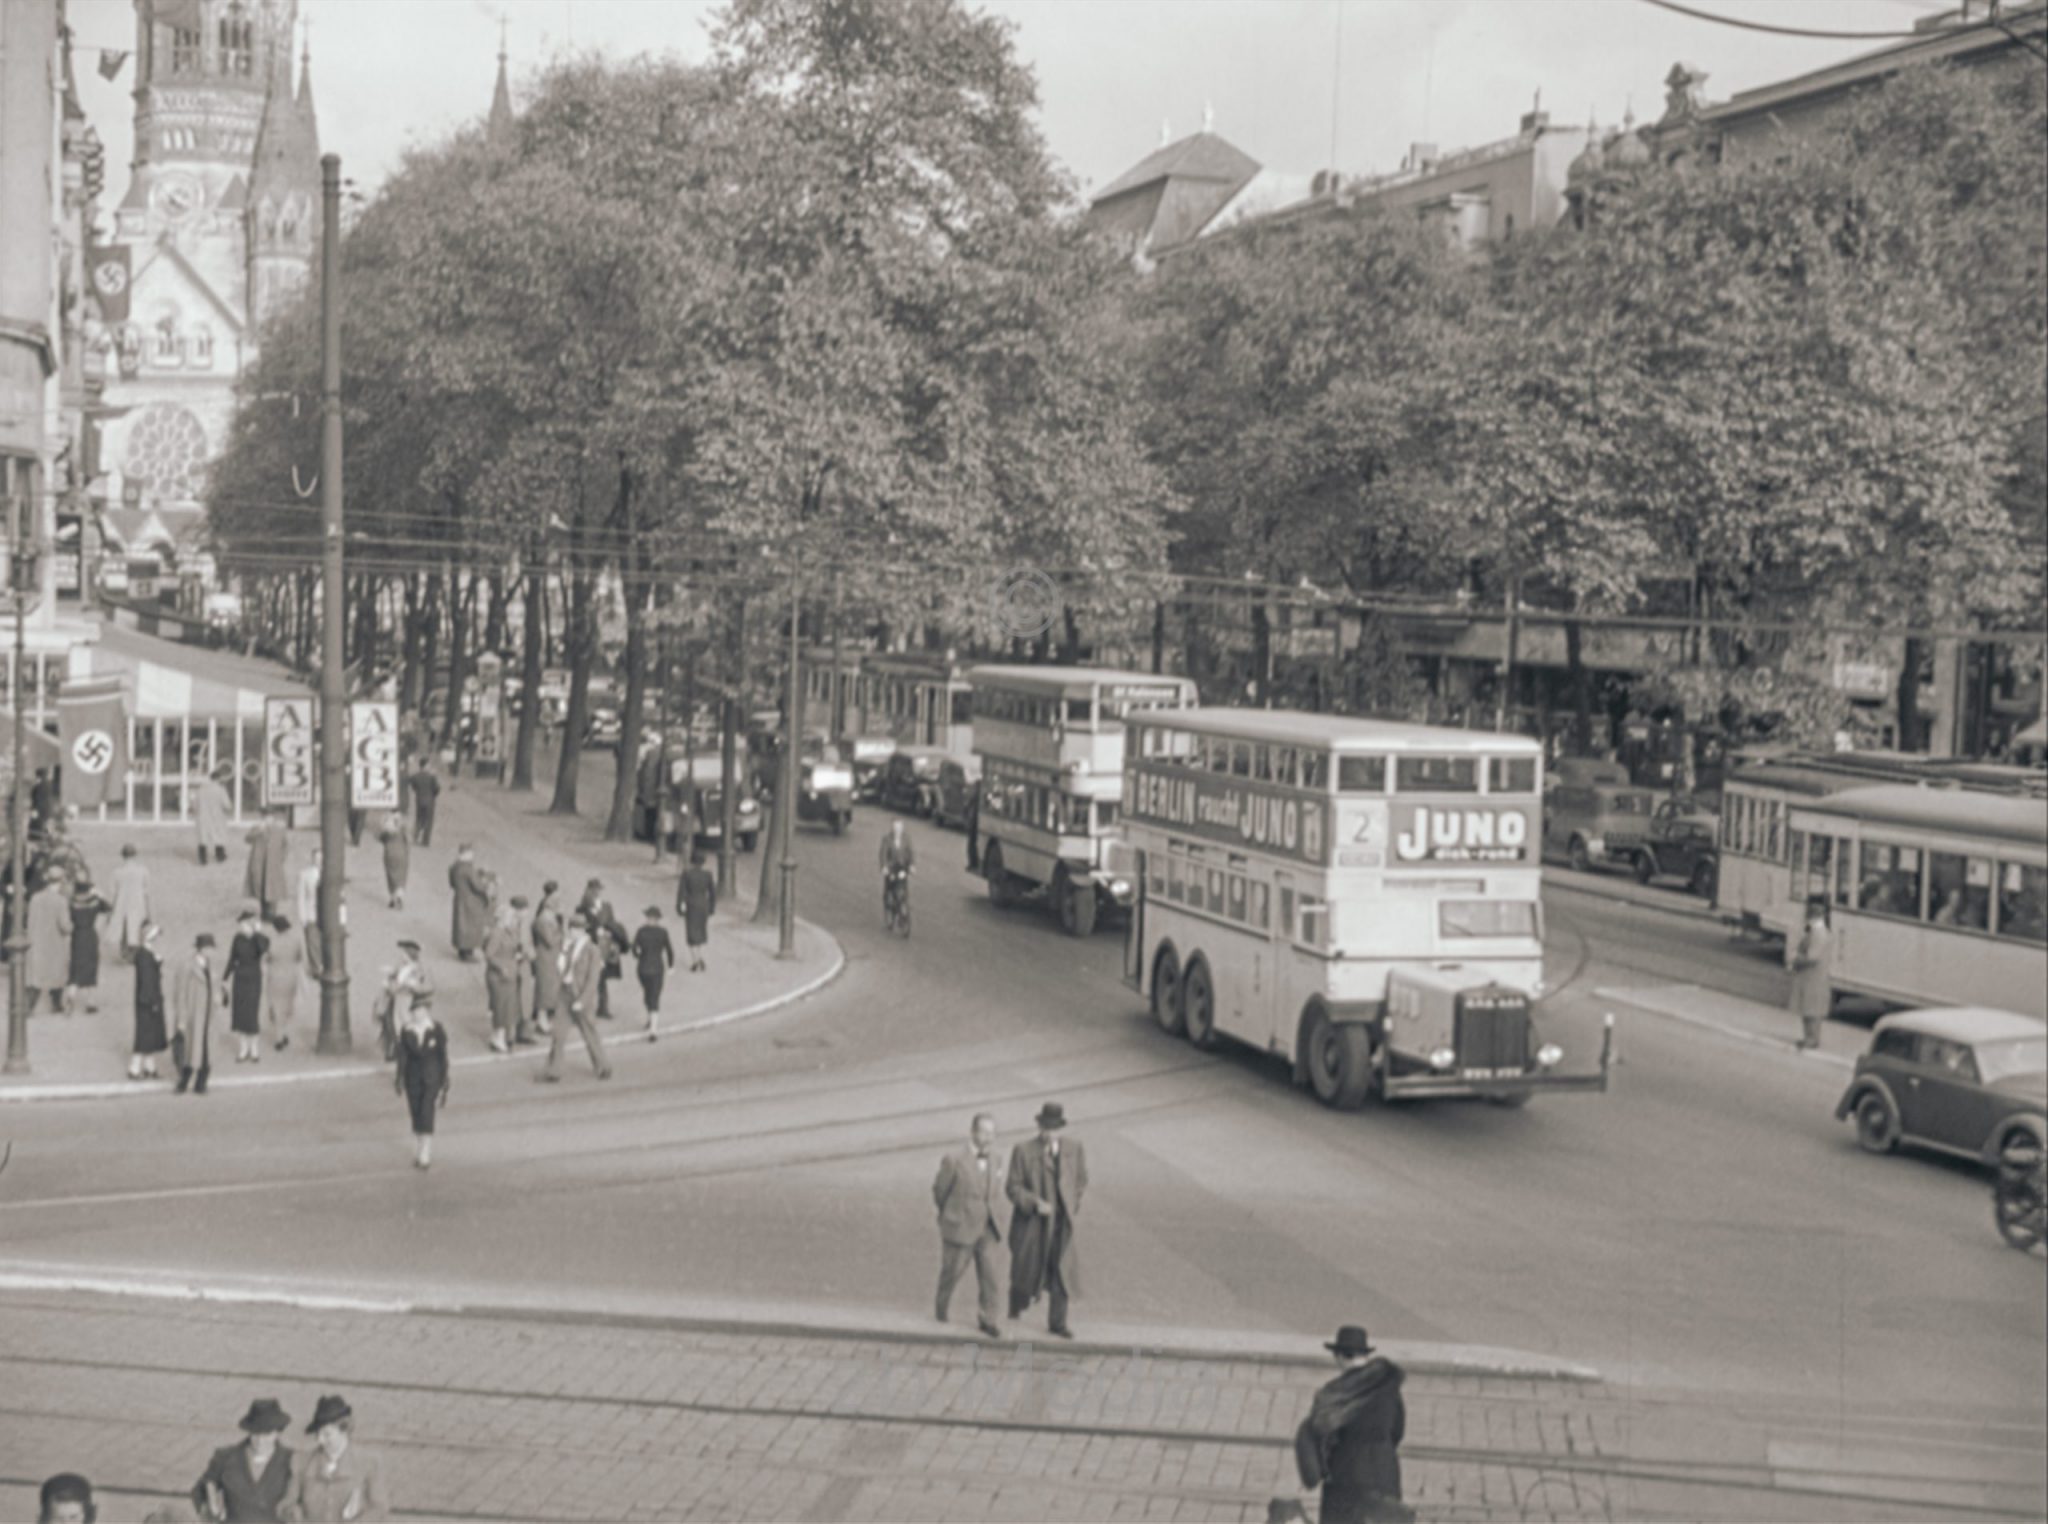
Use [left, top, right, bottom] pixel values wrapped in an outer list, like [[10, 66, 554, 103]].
[[677, 852, 715, 972], [632, 906, 673, 1034], [65, 878, 112, 1014], [225, 905, 270, 1064], [1292, 1327, 1409, 1524], [192, 1396, 294, 1522], [394, 991, 450, 1169], [128, 920, 167, 1081]]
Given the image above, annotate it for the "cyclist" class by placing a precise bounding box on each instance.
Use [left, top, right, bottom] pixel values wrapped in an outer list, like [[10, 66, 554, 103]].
[[879, 817, 916, 931]]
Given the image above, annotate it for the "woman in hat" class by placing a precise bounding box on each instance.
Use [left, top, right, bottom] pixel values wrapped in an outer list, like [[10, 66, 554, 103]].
[[226, 905, 271, 1064], [632, 906, 673, 1035], [394, 990, 450, 1169], [62, 876, 112, 1015], [175, 932, 219, 1095], [191, 1397, 294, 1522], [128, 920, 168, 1081], [286, 1394, 389, 1522], [1787, 896, 1834, 1051], [25, 870, 71, 1014]]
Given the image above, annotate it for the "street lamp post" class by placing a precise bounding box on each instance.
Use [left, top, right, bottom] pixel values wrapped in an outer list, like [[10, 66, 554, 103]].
[[778, 563, 800, 959], [4, 490, 30, 1074], [315, 153, 351, 1053]]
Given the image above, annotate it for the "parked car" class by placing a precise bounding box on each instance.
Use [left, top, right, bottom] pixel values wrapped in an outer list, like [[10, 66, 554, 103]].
[[1544, 765, 1659, 873], [679, 754, 761, 853], [838, 735, 897, 802], [797, 756, 856, 835], [879, 746, 950, 816], [932, 756, 982, 831], [1835, 1007, 2046, 1165], [583, 706, 623, 750], [1627, 796, 1720, 897]]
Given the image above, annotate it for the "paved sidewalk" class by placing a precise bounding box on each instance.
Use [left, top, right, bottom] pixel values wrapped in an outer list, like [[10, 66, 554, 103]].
[[1, 765, 841, 1100], [1, 1290, 2037, 1524], [1594, 981, 1869, 1068]]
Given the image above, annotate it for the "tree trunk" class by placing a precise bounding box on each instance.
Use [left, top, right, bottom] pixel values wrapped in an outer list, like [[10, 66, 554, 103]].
[[1564, 618, 1594, 756], [400, 575, 422, 715], [551, 560, 595, 815], [418, 571, 442, 733], [1897, 637, 1926, 752], [442, 568, 473, 756], [1250, 599, 1272, 706], [605, 472, 649, 842], [1152, 600, 1165, 675], [511, 560, 543, 791], [482, 572, 508, 657], [718, 595, 744, 898], [352, 575, 380, 690]]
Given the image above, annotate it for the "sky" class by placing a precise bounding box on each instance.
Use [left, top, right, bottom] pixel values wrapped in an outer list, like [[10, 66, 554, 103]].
[[67, 0, 1963, 209]]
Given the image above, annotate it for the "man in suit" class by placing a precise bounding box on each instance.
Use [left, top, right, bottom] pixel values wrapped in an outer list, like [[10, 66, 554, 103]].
[[1006, 1100, 1086, 1338], [539, 912, 611, 1082], [1285, 1325, 1412, 1524], [933, 1113, 1005, 1339], [409, 758, 441, 846]]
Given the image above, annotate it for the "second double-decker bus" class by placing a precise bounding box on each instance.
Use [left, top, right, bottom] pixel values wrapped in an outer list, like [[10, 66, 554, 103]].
[[971, 665, 1199, 936], [1121, 710, 1610, 1110]]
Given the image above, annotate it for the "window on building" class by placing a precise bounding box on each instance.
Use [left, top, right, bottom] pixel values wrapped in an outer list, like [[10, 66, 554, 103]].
[[1857, 840, 1923, 919], [1927, 851, 1991, 932], [219, 16, 254, 75], [170, 26, 202, 72], [187, 327, 214, 368]]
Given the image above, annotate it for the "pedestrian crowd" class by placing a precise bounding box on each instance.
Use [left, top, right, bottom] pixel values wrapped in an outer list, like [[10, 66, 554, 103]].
[[36, 1392, 390, 1523]]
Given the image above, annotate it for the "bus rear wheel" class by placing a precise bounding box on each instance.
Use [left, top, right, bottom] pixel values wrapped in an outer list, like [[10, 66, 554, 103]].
[[1304, 1008, 1375, 1111], [1182, 959, 1217, 1050], [1151, 949, 1184, 1037]]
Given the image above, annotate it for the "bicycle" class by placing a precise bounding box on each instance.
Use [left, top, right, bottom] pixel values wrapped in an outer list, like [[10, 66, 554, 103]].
[[883, 867, 912, 937]]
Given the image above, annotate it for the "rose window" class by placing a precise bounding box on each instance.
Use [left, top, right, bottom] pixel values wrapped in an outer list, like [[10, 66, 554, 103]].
[[124, 404, 208, 502]]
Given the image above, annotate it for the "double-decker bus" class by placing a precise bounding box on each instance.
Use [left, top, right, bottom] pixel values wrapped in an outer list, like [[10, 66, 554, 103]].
[[1786, 784, 2046, 1017], [1121, 710, 1610, 1109], [971, 665, 1198, 936], [1717, 751, 2047, 940]]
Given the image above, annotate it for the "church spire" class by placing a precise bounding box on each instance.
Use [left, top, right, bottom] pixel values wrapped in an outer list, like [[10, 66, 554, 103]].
[[488, 21, 514, 145], [296, 23, 320, 158]]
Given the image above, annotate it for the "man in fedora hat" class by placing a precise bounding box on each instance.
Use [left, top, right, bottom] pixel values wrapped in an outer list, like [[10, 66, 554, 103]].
[[1006, 1101, 1087, 1337], [933, 1112, 1006, 1339], [192, 1397, 294, 1522], [539, 912, 611, 1083], [1280, 1325, 1411, 1524]]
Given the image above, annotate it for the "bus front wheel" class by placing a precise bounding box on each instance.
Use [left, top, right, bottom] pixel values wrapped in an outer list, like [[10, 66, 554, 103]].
[[1181, 959, 1217, 1049], [985, 843, 1019, 908], [1305, 1009, 1375, 1111], [1057, 875, 1098, 937], [1151, 949, 1184, 1037]]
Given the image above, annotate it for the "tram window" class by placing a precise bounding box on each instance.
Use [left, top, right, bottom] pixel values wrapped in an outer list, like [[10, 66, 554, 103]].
[[1802, 834, 1831, 902], [1995, 863, 2047, 944], [1835, 841, 1853, 908], [1487, 757, 1537, 794], [1279, 885, 1295, 931], [1210, 741, 1232, 775], [1066, 698, 1092, 724], [1147, 852, 1165, 896], [1252, 882, 1270, 929], [1300, 752, 1329, 791], [1208, 869, 1226, 914], [1766, 802, 1783, 860], [951, 691, 972, 725], [1440, 900, 1539, 939], [1298, 899, 1328, 948], [1338, 756, 1386, 793], [1230, 743, 1251, 778], [1396, 756, 1479, 793], [1275, 747, 1297, 788], [1252, 746, 1273, 783], [1857, 840, 1923, 919], [1165, 854, 1183, 903], [1927, 852, 1991, 931], [1228, 874, 1246, 919]]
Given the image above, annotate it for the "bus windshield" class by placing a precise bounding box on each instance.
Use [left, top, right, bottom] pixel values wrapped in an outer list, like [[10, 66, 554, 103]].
[[1440, 900, 1540, 939]]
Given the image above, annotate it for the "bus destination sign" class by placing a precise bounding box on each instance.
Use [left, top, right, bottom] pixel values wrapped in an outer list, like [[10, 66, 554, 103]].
[[1126, 763, 1328, 865], [1393, 804, 1534, 864]]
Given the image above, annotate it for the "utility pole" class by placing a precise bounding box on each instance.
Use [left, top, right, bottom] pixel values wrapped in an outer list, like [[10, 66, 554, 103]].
[[777, 567, 801, 958], [1495, 574, 1522, 736], [4, 488, 30, 1074], [315, 153, 351, 1054]]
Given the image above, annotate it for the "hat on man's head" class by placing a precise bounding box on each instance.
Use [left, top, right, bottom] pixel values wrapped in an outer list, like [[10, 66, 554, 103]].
[[510, 895, 529, 909], [305, 1394, 352, 1433], [238, 900, 260, 919], [585, 877, 604, 890], [397, 938, 421, 954], [238, 1397, 291, 1433], [1035, 1102, 1067, 1131], [568, 912, 591, 931], [194, 932, 216, 950], [543, 879, 559, 896], [1325, 1325, 1375, 1358]]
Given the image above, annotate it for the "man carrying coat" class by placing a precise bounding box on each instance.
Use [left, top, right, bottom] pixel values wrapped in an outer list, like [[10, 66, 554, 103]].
[[1283, 1325, 1412, 1524], [1006, 1100, 1086, 1338], [933, 1113, 1005, 1339]]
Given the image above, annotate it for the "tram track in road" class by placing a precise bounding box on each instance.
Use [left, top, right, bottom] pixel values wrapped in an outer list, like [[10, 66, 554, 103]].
[[3, 1337, 2039, 1523]]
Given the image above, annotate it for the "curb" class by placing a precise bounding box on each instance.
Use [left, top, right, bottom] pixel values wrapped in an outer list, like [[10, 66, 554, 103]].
[[1546, 870, 1720, 924], [1596, 984, 1855, 1069], [0, 922, 846, 1104], [0, 1266, 1603, 1383]]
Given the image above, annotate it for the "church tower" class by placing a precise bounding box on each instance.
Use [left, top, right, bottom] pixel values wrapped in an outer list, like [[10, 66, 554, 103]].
[[104, 0, 319, 524]]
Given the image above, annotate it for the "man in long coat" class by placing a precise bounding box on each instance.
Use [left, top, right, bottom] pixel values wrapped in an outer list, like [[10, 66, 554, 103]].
[[409, 758, 441, 847], [934, 1113, 1006, 1338], [483, 905, 523, 1054], [448, 845, 491, 961], [1006, 1100, 1086, 1337], [538, 912, 611, 1082], [25, 874, 72, 1014], [1287, 1325, 1411, 1524], [174, 933, 218, 1094], [108, 844, 151, 960], [243, 813, 290, 919], [194, 770, 233, 865], [530, 882, 564, 1037]]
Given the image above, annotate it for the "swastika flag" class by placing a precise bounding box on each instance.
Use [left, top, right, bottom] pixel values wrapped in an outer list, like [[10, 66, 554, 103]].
[[58, 676, 128, 810]]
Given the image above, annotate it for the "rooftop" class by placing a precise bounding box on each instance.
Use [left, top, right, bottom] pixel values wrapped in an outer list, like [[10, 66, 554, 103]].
[[1144, 709, 1543, 753], [1875, 1008, 2047, 1045]]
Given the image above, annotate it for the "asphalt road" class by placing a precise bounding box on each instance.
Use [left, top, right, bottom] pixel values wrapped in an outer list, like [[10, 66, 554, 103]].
[[0, 805, 2040, 1433]]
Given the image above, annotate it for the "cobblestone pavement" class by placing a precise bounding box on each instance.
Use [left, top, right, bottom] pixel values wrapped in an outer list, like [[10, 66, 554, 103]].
[[2, 1292, 2038, 1523]]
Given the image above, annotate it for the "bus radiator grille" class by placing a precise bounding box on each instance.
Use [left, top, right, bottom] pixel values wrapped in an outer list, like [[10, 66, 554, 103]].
[[1455, 1004, 1529, 1073]]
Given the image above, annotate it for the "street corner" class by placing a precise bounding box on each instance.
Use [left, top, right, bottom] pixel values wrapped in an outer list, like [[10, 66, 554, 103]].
[[1593, 982, 1860, 1068]]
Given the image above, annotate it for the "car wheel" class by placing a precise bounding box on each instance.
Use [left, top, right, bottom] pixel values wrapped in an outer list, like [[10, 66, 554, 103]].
[[1151, 948, 1184, 1036], [1995, 1132, 2044, 1252], [1568, 836, 1591, 874], [1303, 1007, 1374, 1111], [1853, 1090, 1900, 1155], [1181, 959, 1217, 1050], [1633, 851, 1656, 885]]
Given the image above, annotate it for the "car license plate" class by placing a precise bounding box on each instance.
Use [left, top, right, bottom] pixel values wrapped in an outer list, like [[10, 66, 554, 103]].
[[1462, 1067, 1517, 1080]]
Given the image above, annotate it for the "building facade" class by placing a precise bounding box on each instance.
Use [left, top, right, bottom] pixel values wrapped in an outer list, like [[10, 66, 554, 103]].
[[94, 0, 319, 556]]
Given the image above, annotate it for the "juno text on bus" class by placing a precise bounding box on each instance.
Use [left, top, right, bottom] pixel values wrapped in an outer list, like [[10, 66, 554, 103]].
[[1120, 710, 1611, 1109], [970, 665, 1200, 937]]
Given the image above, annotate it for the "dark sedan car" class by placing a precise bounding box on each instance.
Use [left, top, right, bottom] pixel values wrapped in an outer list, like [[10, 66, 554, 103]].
[[1836, 1007, 2047, 1166]]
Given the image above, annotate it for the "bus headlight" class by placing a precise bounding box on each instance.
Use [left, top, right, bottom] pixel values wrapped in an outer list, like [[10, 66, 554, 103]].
[[1536, 1043, 1564, 1068], [1429, 1047, 1457, 1070], [1108, 879, 1129, 898]]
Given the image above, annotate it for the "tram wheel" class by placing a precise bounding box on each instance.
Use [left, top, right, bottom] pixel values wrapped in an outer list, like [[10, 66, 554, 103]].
[[1304, 1007, 1374, 1111], [1151, 948, 1184, 1037], [1181, 959, 1217, 1050]]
